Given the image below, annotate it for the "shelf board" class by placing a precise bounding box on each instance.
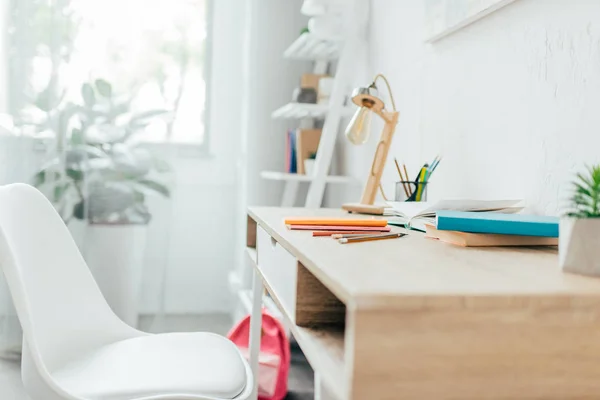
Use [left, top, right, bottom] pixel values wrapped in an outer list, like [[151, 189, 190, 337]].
[[271, 102, 354, 120], [260, 171, 355, 184], [284, 32, 341, 61]]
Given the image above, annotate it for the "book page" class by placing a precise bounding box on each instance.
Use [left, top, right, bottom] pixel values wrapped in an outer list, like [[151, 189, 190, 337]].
[[387, 199, 523, 220]]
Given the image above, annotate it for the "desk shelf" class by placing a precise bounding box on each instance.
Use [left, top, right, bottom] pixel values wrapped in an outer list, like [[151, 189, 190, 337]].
[[245, 244, 347, 399]]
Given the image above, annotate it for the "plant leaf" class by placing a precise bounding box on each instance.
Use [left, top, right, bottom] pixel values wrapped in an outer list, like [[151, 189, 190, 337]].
[[134, 179, 170, 198], [95, 79, 113, 98], [568, 165, 600, 217], [73, 200, 86, 220], [53, 182, 71, 203], [33, 170, 46, 187], [66, 168, 84, 182], [81, 83, 96, 107], [152, 156, 171, 173], [71, 128, 85, 145]]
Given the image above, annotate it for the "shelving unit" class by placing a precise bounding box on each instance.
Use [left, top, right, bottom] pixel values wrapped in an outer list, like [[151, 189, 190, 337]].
[[238, 4, 366, 398], [261, 170, 354, 184], [260, 3, 361, 208], [283, 32, 341, 61], [272, 102, 353, 120]]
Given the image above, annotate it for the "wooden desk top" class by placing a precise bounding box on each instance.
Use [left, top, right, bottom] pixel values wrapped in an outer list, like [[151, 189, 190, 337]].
[[249, 207, 600, 310]]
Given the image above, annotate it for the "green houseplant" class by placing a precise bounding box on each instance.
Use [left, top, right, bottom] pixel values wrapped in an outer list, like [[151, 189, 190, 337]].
[[560, 165, 600, 276], [31, 79, 171, 224], [26, 79, 172, 325]]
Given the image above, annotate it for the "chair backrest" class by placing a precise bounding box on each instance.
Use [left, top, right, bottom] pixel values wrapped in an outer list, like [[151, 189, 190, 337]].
[[0, 184, 138, 372]]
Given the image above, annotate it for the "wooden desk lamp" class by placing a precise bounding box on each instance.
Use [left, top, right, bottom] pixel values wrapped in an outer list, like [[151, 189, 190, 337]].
[[342, 73, 399, 215]]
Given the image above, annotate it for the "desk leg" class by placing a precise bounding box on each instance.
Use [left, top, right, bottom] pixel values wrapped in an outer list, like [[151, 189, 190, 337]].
[[248, 269, 264, 400], [315, 373, 336, 400]]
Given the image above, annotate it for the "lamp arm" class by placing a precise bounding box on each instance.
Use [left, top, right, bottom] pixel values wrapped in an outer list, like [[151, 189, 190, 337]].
[[372, 73, 397, 112]]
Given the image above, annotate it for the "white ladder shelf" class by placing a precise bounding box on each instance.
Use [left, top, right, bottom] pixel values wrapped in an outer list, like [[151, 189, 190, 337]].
[[260, 1, 362, 208]]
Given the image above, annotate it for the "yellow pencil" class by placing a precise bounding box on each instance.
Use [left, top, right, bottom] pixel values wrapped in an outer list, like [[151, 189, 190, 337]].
[[416, 166, 427, 201]]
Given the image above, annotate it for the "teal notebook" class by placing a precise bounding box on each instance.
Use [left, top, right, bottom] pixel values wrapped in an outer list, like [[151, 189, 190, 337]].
[[436, 211, 559, 237]]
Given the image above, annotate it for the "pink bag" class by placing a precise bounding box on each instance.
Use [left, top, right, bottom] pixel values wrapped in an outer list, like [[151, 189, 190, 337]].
[[228, 311, 290, 400]]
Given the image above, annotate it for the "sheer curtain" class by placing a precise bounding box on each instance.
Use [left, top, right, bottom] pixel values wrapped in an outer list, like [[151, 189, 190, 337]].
[[0, 129, 21, 359], [0, 0, 241, 357], [0, 128, 44, 359]]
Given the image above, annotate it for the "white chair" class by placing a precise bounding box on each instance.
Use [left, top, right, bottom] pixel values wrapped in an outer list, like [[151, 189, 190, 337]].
[[0, 183, 253, 400]]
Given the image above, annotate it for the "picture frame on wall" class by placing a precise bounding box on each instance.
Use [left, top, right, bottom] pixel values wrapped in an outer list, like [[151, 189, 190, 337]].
[[425, 0, 518, 43]]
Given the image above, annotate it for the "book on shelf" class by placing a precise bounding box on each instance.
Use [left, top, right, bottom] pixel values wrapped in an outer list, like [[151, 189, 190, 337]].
[[286, 129, 297, 173], [295, 129, 321, 174], [285, 128, 322, 174]]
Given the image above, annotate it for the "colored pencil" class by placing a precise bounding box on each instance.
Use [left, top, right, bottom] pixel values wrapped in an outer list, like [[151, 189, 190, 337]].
[[394, 158, 410, 197], [338, 232, 406, 244], [291, 225, 392, 232], [415, 165, 427, 201], [312, 231, 383, 237], [284, 218, 388, 227], [331, 233, 381, 239], [403, 164, 412, 194]]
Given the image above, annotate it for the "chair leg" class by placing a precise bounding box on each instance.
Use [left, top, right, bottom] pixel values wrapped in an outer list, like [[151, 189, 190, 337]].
[[248, 269, 264, 400]]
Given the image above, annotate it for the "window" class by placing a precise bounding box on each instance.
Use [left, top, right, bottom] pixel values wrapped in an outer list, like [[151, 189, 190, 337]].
[[8, 0, 209, 147]]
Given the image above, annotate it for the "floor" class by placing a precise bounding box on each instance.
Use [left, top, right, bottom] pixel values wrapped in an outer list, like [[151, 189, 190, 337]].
[[0, 359, 25, 399], [0, 314, 314, 400]]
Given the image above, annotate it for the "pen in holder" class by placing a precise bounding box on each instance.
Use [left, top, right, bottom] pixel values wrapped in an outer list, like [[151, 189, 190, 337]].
[[395, 181, 428, 202], [393, 156, 441, 202]]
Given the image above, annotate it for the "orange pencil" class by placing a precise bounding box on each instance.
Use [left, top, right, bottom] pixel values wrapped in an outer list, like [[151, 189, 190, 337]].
[[284, 218, 387, 227]]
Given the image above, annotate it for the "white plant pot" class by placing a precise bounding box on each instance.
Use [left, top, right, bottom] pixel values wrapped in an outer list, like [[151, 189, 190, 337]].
[[84, 224, 147, 327], [68, 219, 87, 251], [559, 217, 600, 277]]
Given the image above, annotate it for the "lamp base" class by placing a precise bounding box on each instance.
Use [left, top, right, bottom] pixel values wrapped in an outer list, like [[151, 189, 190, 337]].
[[341, 203, 386, 215]]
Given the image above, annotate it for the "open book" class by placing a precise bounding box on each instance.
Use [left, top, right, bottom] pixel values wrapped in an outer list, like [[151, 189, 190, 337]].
[[386, 200, 523, 232]]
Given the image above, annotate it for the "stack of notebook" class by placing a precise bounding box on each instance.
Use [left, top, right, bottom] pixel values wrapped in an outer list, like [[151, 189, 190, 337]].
[[386, 200, 559, 247], [426, 211, 559, 247], [386, 199, 524, 232]]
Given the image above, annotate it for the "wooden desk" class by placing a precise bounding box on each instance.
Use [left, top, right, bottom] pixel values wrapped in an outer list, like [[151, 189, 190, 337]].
[[246, 207, 600, 400]]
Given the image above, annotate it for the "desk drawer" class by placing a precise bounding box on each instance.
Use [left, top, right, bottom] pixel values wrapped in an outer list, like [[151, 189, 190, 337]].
[[256, 226, 298, 320]]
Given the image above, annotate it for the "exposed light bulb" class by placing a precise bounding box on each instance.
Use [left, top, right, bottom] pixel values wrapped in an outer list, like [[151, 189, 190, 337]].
[[345, 107, 372, 145]]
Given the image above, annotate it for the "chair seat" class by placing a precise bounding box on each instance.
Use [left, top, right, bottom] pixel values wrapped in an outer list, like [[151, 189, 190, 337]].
[[51, 332, 248, 400]]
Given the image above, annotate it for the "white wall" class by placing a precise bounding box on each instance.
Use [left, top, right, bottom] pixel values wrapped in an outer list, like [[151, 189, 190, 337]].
[[339, 0, 600, 215], [141, 0, 308, 315], [140, 0, 249, 314], [232, 0, 309, 308]]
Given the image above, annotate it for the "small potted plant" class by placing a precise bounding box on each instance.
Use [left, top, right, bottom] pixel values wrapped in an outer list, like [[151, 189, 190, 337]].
[[560, 165, 600, 276]]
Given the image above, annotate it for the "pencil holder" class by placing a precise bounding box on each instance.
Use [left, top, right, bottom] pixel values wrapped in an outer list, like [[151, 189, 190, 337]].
[[395, 181, 428, 202]]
